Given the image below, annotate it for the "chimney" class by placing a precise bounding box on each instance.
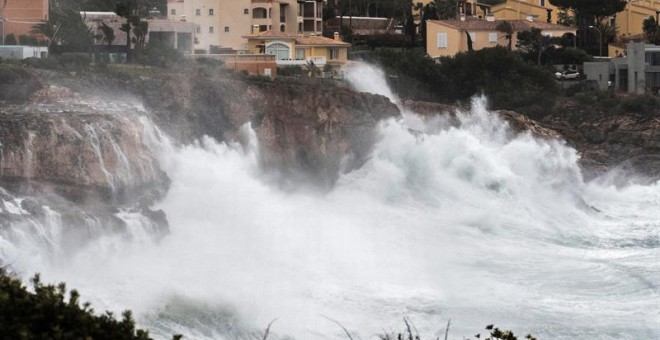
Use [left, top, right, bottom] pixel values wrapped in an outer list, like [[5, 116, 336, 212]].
[[252, 24, 260, 35], [486, 14, 494, 22], [460, 13, 466, 21], [527, 14, 535, 22], [333, 32, 341, 41]]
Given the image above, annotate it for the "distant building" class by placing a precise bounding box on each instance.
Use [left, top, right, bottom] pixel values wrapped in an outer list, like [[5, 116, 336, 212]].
[[0, 0, 49, 44], [425, 16, 576, 59], [243, 29, 350, 74], [326, 16, 399, 35], [81, 12, 197, 55], [167, 0, 324, 54], [615, 0, 660, 39], [0, 45, 47, 59], [584, 42, 660, 94]]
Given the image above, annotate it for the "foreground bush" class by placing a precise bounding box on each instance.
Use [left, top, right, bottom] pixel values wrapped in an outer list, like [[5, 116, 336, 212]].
[[0, 267, 152, 339]]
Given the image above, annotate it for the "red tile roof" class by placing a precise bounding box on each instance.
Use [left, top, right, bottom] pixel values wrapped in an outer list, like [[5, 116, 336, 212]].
[[429, 18, 576, 32]]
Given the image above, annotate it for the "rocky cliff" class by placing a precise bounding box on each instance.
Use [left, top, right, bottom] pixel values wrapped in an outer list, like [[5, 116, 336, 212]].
[[539, 101, 660, 180]]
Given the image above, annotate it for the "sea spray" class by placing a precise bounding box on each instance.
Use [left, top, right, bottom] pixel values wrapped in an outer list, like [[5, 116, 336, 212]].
[[0, 64, 657, 340]]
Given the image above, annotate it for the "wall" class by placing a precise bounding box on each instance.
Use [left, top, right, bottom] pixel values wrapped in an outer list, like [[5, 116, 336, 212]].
[[491, 0, 560, 24], [2, 0, 48, 40], [616, 1, 660, 38], [426, 21, 463, 58]]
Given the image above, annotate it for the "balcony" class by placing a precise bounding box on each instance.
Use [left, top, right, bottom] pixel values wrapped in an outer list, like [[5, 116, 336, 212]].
[[277, 56, 326, 66]]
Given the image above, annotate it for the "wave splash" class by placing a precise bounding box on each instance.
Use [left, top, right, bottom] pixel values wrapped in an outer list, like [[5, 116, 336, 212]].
[[0, 64, 658, 340]]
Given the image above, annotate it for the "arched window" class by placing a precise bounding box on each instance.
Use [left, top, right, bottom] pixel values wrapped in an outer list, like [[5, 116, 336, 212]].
[[280, 24, 286, 32], [253, 7, 267, 19], [266, 43, 290, 60]]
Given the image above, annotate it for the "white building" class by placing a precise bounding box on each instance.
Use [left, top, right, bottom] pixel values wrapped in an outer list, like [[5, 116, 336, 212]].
[[0, 46, 48, 59]]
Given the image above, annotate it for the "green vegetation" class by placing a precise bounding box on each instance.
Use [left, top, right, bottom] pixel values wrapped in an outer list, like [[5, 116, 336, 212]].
[[0, 65, 32, 85], [361, 47, 559, 115], [0, 267, 153, 339]]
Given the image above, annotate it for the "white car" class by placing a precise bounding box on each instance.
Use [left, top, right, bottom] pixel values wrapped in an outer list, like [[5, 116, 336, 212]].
[[555, 70, 580, 80]]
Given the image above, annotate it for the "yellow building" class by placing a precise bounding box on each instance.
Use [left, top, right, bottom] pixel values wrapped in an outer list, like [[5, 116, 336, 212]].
[[244, 30, 350, 74], [616, 0, 660, 38], [488, 0, 562, 24], [426, 17, 576, 59]]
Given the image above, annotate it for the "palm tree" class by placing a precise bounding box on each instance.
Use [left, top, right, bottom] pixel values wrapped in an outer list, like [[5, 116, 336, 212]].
[[97, 22, 115, 46], [496, 20, 514, 50]]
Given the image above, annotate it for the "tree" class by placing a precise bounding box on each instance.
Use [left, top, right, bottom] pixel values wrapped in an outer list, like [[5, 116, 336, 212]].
[[420, 3, 439, 51], [496, 21, 514, 50], [517, 28, 555, 65], [643, 16, 660, 44], [0, 268, 152, 339], [432, 0, 461, 20], [98, 22, 116, 46], [549, 0, 627, 23], [4, 33, 16, 45], [115, 0, 151, 62], [403, 0, 416, 43], [549, 0, 626, 49]]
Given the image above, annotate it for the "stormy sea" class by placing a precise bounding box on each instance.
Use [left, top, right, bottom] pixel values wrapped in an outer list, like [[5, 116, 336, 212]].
[[0, 64, 658, 339]]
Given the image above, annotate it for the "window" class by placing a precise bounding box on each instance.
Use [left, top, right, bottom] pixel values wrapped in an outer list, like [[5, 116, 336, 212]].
[[196, 26, 201, 34], [244, 9, 249, 14], [265, 43, 290, 60], [253, 7, 267, 19], [196, 8, 201, 16], [280, 24, 286, 32], [296, 48, 304, 59], [540, 0, 545, 6], [330, 48, 338, 60], [224, 26, 229, 32], [437, 33, 447, 48], [489, 32, 497, 43], [171, 9, 176, 15], [209, 9, 214, 15], [468, 32, 476, 42], [209, 26, 214, 33]]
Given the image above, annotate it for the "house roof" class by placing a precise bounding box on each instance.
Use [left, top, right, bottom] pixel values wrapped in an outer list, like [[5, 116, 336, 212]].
[[244, 31, 350, 47], [428, 18, 576, 32]]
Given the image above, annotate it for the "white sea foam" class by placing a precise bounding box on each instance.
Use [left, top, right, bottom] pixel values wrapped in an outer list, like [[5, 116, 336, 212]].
[[0, 64, 658, 340]]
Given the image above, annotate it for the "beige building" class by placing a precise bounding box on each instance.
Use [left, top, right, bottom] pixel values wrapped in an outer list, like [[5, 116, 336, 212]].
[[616, 0, 660, 38], [426, 17, 576, 59], [0, 0, 49, 44], [489, 0, 562, 24], [167, 0, 324, 54], [244, 29, 350, 74]]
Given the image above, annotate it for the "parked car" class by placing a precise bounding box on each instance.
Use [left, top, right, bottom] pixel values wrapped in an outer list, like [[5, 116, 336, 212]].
[[555, 70, 580, 80]]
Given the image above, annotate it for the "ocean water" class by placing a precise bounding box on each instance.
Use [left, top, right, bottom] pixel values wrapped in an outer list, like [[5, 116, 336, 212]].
[[0, 64, 658, 340]]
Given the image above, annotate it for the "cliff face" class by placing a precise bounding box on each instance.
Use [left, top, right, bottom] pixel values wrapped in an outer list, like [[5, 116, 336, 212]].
[[540, 103, 660, 180], [133, 75, 400, 185], [0, 85, 167, 204]]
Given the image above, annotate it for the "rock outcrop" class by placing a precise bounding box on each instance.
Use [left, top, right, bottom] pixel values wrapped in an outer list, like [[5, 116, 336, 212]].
[[0, 85, 168, 204], [540, 102, 660, 180]]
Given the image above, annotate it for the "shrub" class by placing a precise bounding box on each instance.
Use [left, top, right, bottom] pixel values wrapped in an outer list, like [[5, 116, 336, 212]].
[[0, 267, 152, 339], [4, 33, 17, 45], [21, 56, 61, 70], [56, 53, 91, 70], [138, 40, 183, 68], [617, 94, 660, 114], [0, 65, 31, 84], [277, 65, 303, 76]]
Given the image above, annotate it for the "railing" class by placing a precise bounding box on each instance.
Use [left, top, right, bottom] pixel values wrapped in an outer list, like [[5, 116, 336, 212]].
[[187, 54, 276, 62], [276, 56, 326, 66]]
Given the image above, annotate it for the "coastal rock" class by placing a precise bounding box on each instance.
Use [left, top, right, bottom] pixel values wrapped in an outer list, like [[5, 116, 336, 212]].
[[541, 110, 660, 180], [0, 107, 167, 203]]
